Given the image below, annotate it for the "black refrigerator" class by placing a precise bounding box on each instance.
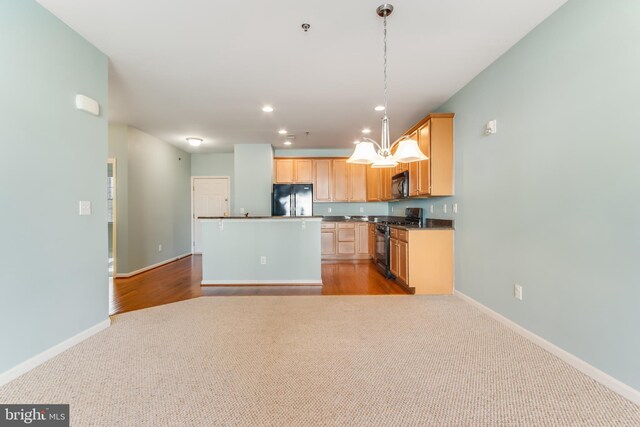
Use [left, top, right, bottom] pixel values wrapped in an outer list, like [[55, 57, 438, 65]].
[[272, 184, 313, 217]]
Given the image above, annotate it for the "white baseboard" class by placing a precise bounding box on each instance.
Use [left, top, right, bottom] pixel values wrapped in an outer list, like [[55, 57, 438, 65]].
[[0, 318, 111, 387], [455, 290, 640, 405], [201, 279, 323, 286], [115, 253, 191, 278]]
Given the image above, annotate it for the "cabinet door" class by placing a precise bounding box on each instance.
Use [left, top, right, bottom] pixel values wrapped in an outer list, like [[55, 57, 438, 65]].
[[398, 240, 409, 284], [430, 116, 455, 196], [356, 223, 369, 255], [389, 238, 399, 276], [381, 168, 392, 200], [275, 159, 294, 183], [348, 164, 367, 202], [418, 121, 432, 195], [332, 160, 348, 202], [294, 159, 313, 183], [313, 160, 332, 202], [321, 231, 336, 255], [366, 167, 380, 201], [368, 231, 375, 259], [407, 131, 420, 196]]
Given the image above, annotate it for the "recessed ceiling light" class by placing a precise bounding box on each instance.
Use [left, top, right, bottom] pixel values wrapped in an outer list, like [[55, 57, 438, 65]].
[[374, 105, 386, 111], [262, 105, 274, 112], [362, 128, 371, 134], [284, 141, 292, 146], [186, 137, 203, 147], [278, 129, 287, 134]]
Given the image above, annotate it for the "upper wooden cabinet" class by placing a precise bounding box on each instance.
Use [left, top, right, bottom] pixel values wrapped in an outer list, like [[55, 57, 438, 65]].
[[274, 158, 313, 184], [331, 160, 366, 202], [332, 159, 349, 201], [348, 164, 367, 202], [274, 159, 294, 183], [366, 167, 380, 201], [295, 159, 313, 183], [414, 114, 454, 196], [312, 159, 332, 202]]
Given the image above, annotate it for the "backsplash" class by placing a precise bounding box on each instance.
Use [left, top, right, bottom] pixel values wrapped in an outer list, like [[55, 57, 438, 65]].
[[313, 202, 389, 216]]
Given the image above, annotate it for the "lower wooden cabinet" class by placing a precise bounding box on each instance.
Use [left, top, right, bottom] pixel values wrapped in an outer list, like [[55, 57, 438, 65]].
[[389, 226, 453, 295], [322, 222, 370, 260], [368, 224, 376, 259]]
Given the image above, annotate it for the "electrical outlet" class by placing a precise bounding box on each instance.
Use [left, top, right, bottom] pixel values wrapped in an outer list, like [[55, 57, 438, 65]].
[[78, 201, 92, 216], [327, 207, 332, 213], [158, 244, 162, 252], [453, 203, 458, 214], [514, 284, 523, 301], [240, 207, 245, 214], [443, 204, 448, 214], [359, 207, 364, 213], [429, 205, 434, 214], [260, 256, 267, 265]]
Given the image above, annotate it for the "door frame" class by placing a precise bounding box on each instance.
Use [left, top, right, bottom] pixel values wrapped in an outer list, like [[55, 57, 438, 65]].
[[191, 176, 231, 254], [108, 158, 117, 276]]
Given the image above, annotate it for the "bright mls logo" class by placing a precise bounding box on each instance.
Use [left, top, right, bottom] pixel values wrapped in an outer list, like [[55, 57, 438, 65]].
[[0, 405, 69, 426]]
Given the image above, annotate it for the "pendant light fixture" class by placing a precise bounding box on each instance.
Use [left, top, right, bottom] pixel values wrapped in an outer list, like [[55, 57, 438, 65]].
[[347, 4, 428, 168]]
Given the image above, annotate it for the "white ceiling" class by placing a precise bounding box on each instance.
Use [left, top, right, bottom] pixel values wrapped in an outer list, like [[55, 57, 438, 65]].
[[38, 0, 566, 153]]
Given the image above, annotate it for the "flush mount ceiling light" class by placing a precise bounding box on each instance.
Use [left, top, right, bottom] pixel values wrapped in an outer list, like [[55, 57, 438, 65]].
[[362, 128, 371, 134], [348, 4, 428, 168], [262, 105, 274, 112], [374, 105, 386, 111], [283, 141, 292, 146], [278, 129, 287, 134], [186, 137, 203, 147]]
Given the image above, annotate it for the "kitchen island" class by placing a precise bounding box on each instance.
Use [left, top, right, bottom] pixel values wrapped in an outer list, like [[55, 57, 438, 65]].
[[199, 216, 322, 285]]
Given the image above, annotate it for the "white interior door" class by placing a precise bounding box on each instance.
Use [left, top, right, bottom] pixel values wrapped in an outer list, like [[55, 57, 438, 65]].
[[193, 177, 229, 253]]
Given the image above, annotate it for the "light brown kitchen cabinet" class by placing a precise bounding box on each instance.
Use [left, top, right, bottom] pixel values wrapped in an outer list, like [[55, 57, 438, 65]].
[[388, 226, 453, 295], [368, 223, 376, 259], [274, 159, 294, 183], [321, 222, 337, 255], [407, 131, 419, 196], [313, 159, 332, 202], [348, 164, 367, 202], [332, 160, 348, 201], [332, 160, 367, 202], [274, 159, 313, 184], [322, 221, 370, 260], [415, 114, 454, 196], [295, 159, 313, 183], [366, 167, 380, 201], [381, 168, 392, 200], [356, 223, 369, 255]]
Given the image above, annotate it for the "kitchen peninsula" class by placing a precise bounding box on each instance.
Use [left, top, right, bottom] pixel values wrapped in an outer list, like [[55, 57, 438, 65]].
[[199, 216, 322, 285]]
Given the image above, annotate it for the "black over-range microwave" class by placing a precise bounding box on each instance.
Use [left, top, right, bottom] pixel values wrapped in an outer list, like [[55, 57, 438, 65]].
[[391, 171, 409, 199]]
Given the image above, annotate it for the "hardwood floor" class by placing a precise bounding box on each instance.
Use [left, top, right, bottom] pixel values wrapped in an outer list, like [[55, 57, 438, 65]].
[[110, 255, 408, 315]]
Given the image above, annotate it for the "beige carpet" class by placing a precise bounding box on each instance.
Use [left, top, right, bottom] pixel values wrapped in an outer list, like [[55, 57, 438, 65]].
[[1, 296, 639, 426]]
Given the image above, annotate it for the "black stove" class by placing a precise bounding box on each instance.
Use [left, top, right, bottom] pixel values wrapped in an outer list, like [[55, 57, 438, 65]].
[[375, 208, 423, 278]]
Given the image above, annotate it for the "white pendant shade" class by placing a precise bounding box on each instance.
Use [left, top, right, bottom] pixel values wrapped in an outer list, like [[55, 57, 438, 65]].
[[347, 142, 377, 164], [371, 155, 398, 168], [394, 139, 428, 163]]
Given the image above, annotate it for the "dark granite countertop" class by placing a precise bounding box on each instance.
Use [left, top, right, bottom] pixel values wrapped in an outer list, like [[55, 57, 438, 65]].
[[198, 216, 324, 219], [389, 219, 454, 230]]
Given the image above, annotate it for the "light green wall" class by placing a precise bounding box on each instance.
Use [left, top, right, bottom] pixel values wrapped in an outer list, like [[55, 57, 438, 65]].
[[126, 127, 192, 272], [108, 124, 129, 273], [233, 144, 273, 216], [0, 1, 108, 374], [201, 219, 321, 282], [191, 152, 235, 213], [432, 0, 640, 390]]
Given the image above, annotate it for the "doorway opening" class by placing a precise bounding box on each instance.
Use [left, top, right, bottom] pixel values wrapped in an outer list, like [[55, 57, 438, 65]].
[[191, 177, 230, 254], [107, 159, 117, 277]]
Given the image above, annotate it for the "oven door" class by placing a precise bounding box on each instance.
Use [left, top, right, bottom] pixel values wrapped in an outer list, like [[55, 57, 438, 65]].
[[375, 225, 389, 273]]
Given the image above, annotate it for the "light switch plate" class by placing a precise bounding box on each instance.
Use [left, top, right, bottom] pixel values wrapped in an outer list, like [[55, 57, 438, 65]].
[[79, 201, 92, 216]]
